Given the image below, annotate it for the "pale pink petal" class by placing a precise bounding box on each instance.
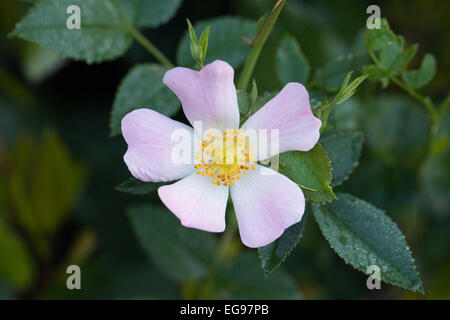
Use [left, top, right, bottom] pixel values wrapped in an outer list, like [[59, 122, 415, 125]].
[[230, 165, 305, 248], [122, 109, 194, 182], [158, 173, 229, 232], [241, 83, 321, 160], [163, 60, 240, 132]]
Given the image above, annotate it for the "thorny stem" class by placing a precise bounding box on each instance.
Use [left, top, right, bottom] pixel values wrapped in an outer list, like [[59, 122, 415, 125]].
[[237, 0, 286, 90]]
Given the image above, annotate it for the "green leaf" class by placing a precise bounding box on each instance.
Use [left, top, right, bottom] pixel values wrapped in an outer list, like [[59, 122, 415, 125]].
[[186, 18, 200, 63], [320, 131, 364, 187], [362, 64, 389, 88], [391, 43, 418, 75], [313, 193, 424, 293], [378, 38, 402, 70], [279, 145, 335, 203], [115, 177, 166, 195], [7, 135, 48, 253], [21, 43, 66, 83], [12, 0, 182, 63], [212, 253, 300, 299], [312, 53, 369, 92], [313, 72, 367, 129], [0, 219, 35, 289], [309, 90, 326, 110], [364, 94, 430, 166], [110, 63, 180, 136], [186, 18, 197, 42], [185, 18, 210, 70], [276, 36, 310, 84], [333, 73, 368, 105], [402, 54, 437, 89], [177, 16, 257, 69], [124, 0, 182, 28], [328, 97, 363, 131], [379, 39, 418, 76], [198, 26, 211, 63], [11, 0, 133, 63], [364, 18, 396, 51], [258, 214, 307, 275], [128, 204, 216, 282], [31, 129, 84, 233]]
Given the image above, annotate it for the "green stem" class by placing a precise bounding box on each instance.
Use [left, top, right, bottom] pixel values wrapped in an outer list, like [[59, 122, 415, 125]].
[[237, 0, 286, 90], [198, 213, 238, 299], [110, 0, 174, 68], [368, 50, 439, 132], [127, 26, 174, 69], [390, 76, 437, 123]]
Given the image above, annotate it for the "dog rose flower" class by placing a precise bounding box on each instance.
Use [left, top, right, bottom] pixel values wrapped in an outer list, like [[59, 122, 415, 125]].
[[121, 60, 321, 247]]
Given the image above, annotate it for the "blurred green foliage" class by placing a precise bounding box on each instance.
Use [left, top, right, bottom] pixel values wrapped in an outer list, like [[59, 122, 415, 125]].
[[0, 0, 449, 299]]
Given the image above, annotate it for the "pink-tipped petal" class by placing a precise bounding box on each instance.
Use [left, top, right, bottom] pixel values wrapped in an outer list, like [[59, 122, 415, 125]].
[[163, 60, 240, 132], [122, 108, 194, 182], [158, 173, 229, 232], [230, 165, 305, 248], [241, 83, 321, 160]]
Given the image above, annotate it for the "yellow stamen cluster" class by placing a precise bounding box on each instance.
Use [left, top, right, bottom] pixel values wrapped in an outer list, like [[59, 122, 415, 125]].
[[194, 129, 255, 186]]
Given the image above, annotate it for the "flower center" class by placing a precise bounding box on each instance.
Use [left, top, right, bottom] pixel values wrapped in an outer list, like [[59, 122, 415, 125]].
[[194, 129, 255, 186]]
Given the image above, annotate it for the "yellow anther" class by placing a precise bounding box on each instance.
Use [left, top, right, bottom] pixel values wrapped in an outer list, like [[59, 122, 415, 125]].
[[194, 128, 255, 186]]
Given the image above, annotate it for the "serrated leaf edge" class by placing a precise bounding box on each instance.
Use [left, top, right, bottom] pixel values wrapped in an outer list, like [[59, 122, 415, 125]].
[[312, 195, 424, 294]]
